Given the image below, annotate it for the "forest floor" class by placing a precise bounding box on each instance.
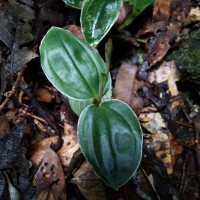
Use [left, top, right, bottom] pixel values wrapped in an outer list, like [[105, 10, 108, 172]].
[[0, 0, 200, 199]]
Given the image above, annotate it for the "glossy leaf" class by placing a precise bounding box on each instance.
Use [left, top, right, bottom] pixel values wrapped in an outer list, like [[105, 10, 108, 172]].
[[78, 99, 143, 190], [81, 0, 123, 46], [69, 80, 112, 116], [40, 27, 110, 100], [62, 0, 84, 9], [119, 0, 155, 29]]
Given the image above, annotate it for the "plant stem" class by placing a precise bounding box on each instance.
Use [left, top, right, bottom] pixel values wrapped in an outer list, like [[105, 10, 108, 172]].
[[94, 39, 113, 106]]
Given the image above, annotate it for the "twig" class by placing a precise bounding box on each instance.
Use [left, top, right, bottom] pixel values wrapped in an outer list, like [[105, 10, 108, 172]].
[[193, 122, 200, 173], [179, 149, 190, 193], [64, 148, 83, 181], [0, 65, 26, 111], [18, 81, 61, 135], [18, 108, 48, 124], [141, 167, 161, 200]]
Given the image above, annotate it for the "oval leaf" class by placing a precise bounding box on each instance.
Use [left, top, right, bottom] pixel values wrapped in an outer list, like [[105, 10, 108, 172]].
[[40, 27, 109, 100], [62, 0, 84, 9], [81, 0, 123, 46], [78, 99, 143, 190]]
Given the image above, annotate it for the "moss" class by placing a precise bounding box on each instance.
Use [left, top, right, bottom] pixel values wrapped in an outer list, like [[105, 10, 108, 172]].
[[167, 28, 200, 84]]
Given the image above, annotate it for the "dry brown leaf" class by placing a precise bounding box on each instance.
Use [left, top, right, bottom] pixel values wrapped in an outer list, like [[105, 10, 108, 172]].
[[136, 21, 167, 38], [170, 0, 191, 24], [139, 112, 173, 174], [71, 161, 107, 200], [35, 87, 53, 103], [31, 119, 79, 168], [31, 134, 79, 167], [184, 7, 200, 26], [146, 26, 178, 65], [58, 136, 80, 167], [35, 148, 66, 200], [114, 62, 144, 115], [139, 112, 166, 135], [153, 0, 171, 22], [142, 0, 191, 65], [149, 61, 179, 97]]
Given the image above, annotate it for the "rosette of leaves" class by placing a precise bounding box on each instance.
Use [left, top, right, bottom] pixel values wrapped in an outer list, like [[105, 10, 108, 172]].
[[40, 27, 143, 190], [62, 0, 155, 46]]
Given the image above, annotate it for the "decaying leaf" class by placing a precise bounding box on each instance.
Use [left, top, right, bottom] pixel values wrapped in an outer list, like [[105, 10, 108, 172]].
[[139, 112, 166, 135], [149, 61, 179, 97], [170, 0, 191, 24], [31, 121, 79, 168], [35, 148, 66, 200], [58, 135, 80, 167], [139, 112, 173, 174], [1, 0, 38, 70], [153, 0, 171, 22], [146, 26, 178, 65], [184, 7, 200, 26], [114, 62, 144, 115], [71, 161, 107, 200], [0, 123, 35, 199], [137, 0, 191, 65], [35, 87, 53, 103], [0, 0, 38, 101]]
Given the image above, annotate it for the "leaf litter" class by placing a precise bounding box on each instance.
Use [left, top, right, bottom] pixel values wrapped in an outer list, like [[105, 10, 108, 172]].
[[0, 0, 200, 199]]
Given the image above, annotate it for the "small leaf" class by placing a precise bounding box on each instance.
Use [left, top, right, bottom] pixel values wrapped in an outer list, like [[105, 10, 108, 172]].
[[119, 0, 155, 29], [128, 0, 155, 11], [78, 99, 143, 190], [62, 0, 84, 9], [40, 27, 109, 100], [81, 0, 123, 46]]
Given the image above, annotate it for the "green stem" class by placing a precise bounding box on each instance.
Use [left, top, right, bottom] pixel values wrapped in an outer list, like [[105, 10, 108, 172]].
[[94, 39, 113, 106]]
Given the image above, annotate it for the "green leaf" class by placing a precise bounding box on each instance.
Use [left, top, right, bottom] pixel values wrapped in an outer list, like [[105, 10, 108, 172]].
[[40, 27, 109, 100], [69, 98, 93, 116], [78, 99, 143, 190], [81, 0, 123, 46], [62, 0, 84, 9], [128, 0, 155, 11], [69, 79, 112, 116], [119, 0, 155, 30]]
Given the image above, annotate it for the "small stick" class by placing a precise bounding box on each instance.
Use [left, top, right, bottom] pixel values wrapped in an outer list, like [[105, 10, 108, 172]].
[[18, 108, 48, 124], [18, 81, 61, 135], [0, 66, 26, 111], [65, 148, 83, 181]]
